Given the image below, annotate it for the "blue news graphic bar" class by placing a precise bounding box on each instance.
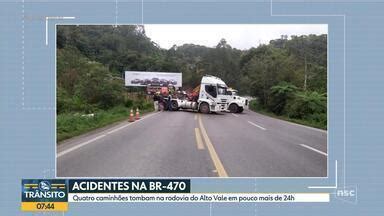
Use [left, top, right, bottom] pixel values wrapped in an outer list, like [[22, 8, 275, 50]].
[[68, 179, 190, 193]]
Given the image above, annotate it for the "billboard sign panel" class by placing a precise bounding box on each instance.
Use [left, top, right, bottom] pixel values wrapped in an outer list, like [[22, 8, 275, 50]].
[[125, 71, 182, 87]]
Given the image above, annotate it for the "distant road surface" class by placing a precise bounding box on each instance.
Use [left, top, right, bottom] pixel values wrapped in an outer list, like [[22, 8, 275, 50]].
[[57, 110, 327, 177]]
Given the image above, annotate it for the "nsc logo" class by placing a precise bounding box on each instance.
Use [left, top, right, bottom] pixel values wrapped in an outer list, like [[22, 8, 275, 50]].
[[21, 179, 68, 212]]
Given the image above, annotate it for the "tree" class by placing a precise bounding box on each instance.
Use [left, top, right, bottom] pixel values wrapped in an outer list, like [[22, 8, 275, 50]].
[[269, 82, 298, 115], [286, 91, 326, 119]]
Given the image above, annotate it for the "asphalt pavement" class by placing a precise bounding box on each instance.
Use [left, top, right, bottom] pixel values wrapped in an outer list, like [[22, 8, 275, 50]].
[[57, 109, 327, 177]]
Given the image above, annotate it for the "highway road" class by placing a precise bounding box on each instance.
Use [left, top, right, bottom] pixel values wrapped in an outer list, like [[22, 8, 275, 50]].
[[57, 110, 327, 177]]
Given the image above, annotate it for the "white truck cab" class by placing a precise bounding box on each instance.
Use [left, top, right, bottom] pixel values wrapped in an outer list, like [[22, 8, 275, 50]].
[[172, 75, 229, 113], [197, 75, 229, 113], [225, 88, 249, 113]]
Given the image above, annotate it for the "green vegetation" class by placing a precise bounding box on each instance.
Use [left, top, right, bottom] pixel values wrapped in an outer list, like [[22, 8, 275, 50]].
[[57, 105, 153, 142], [57, 25, 327, 141], [249, 96, 326, 130], [249, 80, 327, 129]]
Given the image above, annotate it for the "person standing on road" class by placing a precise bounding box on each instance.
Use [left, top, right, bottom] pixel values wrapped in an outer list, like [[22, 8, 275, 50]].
[[167, 94, 172, 111], [167, 85, 176, 111], [158, 94, 165, 111], [153, 92, 160, 111]]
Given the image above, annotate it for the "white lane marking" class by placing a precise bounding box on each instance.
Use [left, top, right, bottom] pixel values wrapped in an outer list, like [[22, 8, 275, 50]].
[[106, 124, 129, 134], [248, 111, 327, 134], [105, 111, 160, 135], [57, 111, 161, 158], [247, 121, 266, 130], [285, 121, 327, 134], [57, 135, 106, 158], [231, 113, 239, 117], [300, 144, 328, 156]]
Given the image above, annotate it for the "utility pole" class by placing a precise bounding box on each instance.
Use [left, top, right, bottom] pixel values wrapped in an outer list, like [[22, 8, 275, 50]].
[[302, 37, 308, 91], [304, 54, 307, 91]]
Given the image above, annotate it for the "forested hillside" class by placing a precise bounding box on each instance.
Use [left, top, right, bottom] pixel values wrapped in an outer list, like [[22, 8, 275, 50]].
[[57, 25, 327, 140]]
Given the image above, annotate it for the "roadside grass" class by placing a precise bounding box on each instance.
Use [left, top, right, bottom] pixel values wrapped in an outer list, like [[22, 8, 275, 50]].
[[57, 105, 154, 142], [248, 100, 327, 130]]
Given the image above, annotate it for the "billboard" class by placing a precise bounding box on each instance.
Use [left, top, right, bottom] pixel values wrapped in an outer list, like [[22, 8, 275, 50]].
[[125, 71, 182, 87]]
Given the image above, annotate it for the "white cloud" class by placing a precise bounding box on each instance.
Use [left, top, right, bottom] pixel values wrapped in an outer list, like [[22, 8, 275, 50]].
[[144, 24, 328, 50]]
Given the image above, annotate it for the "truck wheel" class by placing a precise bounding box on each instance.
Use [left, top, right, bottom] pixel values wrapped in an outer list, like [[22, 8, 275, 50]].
[[237, 107, 244, 113], [171, 100, 179, 111], [228, 104, 238, 113], [199, 103, 210, 114]]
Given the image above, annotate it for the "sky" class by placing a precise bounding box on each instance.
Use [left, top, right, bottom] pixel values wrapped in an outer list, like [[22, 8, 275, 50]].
[[144, 24, 327, 50]]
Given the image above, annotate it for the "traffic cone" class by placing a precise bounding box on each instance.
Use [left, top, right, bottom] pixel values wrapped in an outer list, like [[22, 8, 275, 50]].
[[135, 108, 140, 120], [129, 109, 135, 122]]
